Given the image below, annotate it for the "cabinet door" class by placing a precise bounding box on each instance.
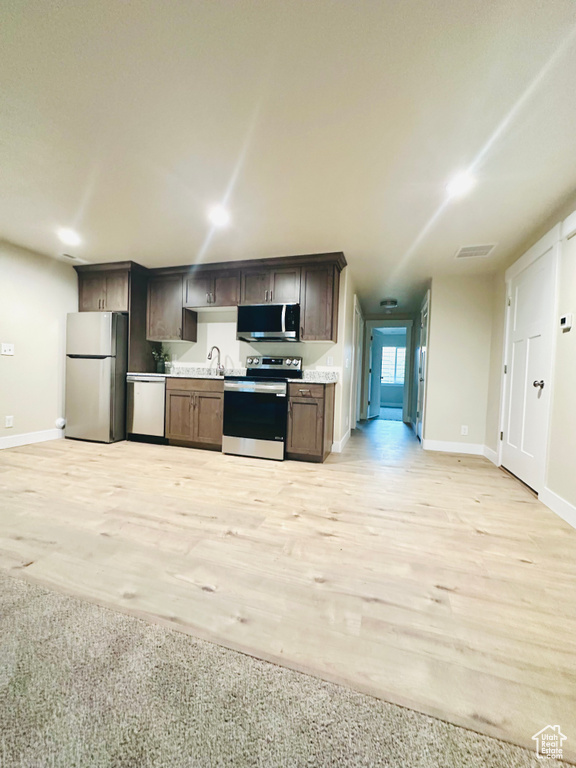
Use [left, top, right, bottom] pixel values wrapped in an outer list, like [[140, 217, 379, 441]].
[[79, 275, 106, 311], [213, 270, 240, 307], [184, 274, 213, 307], [270, 267, 300, 304], [300, 265, 336, 341], [166, 390, 193, 440], [147, 276, 184, 340], [287, 397, 324, 456], [193, 391, 223, 446], [240, 269, 271, 304], [104, 271, 129, 311]]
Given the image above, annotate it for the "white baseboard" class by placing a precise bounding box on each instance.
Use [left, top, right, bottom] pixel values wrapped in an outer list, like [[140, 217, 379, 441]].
[[332, 429, 351, 453], [539, 487, 576, 530], [422, 439, 485, 456], [483, 446, 499, 465], [0, 428, 63, 450]]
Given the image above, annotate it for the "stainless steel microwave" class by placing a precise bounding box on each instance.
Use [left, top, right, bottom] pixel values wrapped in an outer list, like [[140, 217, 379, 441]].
[[236, 303, 300, 342]]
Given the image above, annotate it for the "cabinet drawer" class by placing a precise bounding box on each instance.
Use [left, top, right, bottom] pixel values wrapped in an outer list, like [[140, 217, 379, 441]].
[[288, 383, 325, 399], [166, 377, 224, 393]]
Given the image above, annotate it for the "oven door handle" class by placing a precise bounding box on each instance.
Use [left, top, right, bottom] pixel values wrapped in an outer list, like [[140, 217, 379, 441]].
[[224, 382, 287, 395]]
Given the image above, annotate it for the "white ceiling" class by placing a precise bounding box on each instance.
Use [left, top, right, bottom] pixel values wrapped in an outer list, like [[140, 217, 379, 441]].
[[2, 1, 576, 312]]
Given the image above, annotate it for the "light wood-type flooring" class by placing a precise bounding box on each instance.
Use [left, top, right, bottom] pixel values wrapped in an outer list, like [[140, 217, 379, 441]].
[[1, 420, 575, 761]]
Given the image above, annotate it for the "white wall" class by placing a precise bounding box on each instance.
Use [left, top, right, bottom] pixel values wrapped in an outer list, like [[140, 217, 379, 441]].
[[483, 193, 576, 514], [0, 242, 78, 446], [164, 266, 357, 446], [425, 275, 493, 448], [547, 227, 576, 507]]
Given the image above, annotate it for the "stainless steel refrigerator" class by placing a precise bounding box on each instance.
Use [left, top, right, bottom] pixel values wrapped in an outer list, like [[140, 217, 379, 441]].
[[65, 312, 128, 443]]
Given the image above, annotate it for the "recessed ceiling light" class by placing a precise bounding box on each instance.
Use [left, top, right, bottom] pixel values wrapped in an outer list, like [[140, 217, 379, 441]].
[[208, 205, 230, 227], [57, 227, 82, 246], [446, 171, 476, 199]]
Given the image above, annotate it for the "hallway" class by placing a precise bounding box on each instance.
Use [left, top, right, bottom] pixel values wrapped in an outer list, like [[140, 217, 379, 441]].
[[0, 433, 575, 759]]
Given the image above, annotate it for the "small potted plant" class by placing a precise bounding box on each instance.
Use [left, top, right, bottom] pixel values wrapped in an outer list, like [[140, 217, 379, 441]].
[[151, 343, 170, 374]]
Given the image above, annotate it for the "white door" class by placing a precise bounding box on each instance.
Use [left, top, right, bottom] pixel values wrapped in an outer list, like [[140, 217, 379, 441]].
[[501, 240, 557, 492], [415, 293, 429, 441], [368, 334, 382, 419]]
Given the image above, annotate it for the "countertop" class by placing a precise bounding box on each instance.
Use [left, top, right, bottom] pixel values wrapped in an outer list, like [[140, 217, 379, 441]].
[[127, 367, 339, 384]]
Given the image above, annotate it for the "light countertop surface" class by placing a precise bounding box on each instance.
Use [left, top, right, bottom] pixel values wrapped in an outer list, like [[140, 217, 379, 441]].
[[127, 367, 339, 383]]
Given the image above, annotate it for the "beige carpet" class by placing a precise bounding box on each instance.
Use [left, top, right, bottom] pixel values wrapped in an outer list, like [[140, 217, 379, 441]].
[[0, 572, 568, 768]]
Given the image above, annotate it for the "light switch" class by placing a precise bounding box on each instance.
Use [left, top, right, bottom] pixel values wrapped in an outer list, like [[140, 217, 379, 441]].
[[326, 355, 334, 366], [1, 343, 14, 356], [5, 416, 14, 428]]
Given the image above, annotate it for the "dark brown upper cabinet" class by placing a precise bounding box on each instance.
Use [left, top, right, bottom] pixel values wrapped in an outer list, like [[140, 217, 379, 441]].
[[75, 262, 155, 373], [78, 270, 129, 312], [300, 264, 339, 342], [184, 269, 240, 308], [240, 266, 301, 305], [147, 275, 197, 342], [240, 269, 270, 304]]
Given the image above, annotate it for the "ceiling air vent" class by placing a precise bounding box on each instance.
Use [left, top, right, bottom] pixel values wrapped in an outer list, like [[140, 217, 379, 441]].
[[454, 243, 497, 260]]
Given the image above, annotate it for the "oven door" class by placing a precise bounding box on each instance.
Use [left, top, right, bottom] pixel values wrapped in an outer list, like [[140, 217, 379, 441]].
[[223, 380, 287, 460]]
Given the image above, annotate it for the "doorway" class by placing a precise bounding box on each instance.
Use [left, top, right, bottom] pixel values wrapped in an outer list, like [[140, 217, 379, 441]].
[[362, 320, 413, 424], [373, 328, 406, 421]]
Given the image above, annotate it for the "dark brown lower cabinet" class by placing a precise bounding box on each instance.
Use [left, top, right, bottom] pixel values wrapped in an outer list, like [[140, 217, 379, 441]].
[[165, 379, 223, 449], [286, 383, 335, 462]]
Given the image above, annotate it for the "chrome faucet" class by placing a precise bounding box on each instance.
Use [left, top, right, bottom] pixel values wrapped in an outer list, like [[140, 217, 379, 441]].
[[207, 346, 225, 375]]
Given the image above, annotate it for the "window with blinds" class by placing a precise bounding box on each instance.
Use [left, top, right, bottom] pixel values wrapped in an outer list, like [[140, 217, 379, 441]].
[[381, 347, 406, 385]]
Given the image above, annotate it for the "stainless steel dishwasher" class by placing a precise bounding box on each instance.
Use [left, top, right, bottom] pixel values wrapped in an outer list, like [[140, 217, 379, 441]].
[[126, 375, 166, 437]]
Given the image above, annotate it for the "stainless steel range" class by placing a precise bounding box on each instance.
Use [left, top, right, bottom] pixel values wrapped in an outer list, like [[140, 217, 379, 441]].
[[222, 356, 303, 461]]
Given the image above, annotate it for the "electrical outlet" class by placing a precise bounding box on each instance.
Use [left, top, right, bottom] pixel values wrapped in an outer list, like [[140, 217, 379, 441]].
[[326, 355, 334, 366], [5, 416, 14, 428], [1, 343, 14, 356], [461, 425, 468, 436], [345, 356, 350, 368]]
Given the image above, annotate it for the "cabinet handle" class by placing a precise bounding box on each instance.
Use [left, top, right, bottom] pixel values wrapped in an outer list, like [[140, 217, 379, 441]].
[[178, 327, 182, 338], [300, 326, 304, 337], [264, 290, 268, 301], [206, 292, 210, 304], [270, 290, 273, 302], [210, 292, 214, 303], [299, 388, 311, 396]]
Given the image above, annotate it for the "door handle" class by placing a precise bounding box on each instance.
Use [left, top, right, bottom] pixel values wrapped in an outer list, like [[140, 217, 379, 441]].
[[533, 380, 545, 390]]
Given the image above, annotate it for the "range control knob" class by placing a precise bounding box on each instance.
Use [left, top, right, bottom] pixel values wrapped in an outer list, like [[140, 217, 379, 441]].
[[246, 357, 253, 365], [285, 358, 292, 365], [253, 358, 259, 364]]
